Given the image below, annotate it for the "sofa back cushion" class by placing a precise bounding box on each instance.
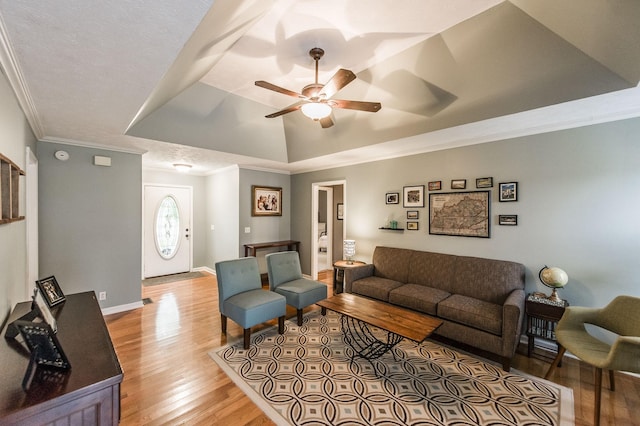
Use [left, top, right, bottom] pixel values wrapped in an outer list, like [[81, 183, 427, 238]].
[[407, 250, 457, 290], [451, 256, 525, 304], [372, 246, 411, 283]]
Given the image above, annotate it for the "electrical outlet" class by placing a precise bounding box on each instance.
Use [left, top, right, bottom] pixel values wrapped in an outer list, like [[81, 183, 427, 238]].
[[99, 291, 107, 300], [244, 227, 251, 233]]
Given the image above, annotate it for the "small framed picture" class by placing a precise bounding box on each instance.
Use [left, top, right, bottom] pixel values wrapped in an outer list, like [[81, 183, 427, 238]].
[[15, 320, 70, 369], [499, 215, 518, 225], [252, 185, 282, 216], [385, 192, 399, 204], [403, 185, 425, 208], [499, 182, 518, 202], [35, 276, 65, 308], [476, 177, 493, 188], [451, 179, 466, 189], [428, 181, 441, 191], [407, 222, 419, 230], [407, 210, 419, 220], [337, 203, 344, 220]]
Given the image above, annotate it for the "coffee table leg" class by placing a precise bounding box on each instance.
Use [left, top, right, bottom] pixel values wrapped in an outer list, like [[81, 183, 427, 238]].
[[340, 315, 403, 374]]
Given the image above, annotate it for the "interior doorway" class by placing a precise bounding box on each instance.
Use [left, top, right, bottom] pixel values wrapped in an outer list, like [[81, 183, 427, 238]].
[[311, 180, 346, 280]]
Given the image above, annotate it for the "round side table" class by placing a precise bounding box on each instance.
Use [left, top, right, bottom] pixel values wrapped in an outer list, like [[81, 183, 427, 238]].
[[333, 260, 366, 294]]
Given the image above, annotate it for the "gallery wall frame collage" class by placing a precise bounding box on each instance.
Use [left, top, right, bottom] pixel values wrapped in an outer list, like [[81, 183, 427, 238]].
[[384, 177, 519, 238]]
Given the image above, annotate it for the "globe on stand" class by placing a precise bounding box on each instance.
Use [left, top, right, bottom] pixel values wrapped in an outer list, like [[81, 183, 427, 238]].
[[538, 266, 568, 303]]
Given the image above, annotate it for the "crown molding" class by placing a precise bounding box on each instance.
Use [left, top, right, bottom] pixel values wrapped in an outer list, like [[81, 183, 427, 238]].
[[39, 136, 147, 155], [0, 12, 44, 139]]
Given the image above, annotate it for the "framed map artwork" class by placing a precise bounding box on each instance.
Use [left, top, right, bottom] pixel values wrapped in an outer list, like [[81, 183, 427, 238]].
[[429, 191, 490, 238]]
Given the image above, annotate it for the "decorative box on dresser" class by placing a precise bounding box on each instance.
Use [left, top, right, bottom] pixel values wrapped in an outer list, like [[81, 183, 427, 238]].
[[1, 291, 123, 425]]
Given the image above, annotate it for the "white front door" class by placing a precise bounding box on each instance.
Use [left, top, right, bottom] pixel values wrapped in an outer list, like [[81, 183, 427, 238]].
[[143, 185, 192, 278]]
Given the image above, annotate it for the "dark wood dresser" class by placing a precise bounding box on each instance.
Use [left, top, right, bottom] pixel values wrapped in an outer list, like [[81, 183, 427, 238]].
[[1, 291, 123, 425]]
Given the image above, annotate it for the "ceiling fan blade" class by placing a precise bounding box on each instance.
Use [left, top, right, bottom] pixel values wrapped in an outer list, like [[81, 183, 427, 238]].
[[265, 101, 306, 118], [319, 116, 334, 128], [330, 99, 382, 113], [319, 69, 356, 99], [255, 81, 304, 98]]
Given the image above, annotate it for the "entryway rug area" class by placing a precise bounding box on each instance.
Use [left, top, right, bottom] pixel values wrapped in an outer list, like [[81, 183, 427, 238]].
[[142, 271, 205, 286], [209, 311, 574, 426]]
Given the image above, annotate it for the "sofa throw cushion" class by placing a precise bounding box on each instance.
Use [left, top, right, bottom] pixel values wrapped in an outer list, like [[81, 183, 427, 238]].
[[388, 284, 450, 316], [437, 294, 502, 336], [351, 276, 404, 302]]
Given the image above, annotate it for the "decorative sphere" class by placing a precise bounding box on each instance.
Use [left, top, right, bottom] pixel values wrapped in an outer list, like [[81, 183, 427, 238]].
[[539, 266, 568, 289]]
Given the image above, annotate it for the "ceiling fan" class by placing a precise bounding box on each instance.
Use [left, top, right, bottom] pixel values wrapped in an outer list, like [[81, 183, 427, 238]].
[[255, 47, 381, 128]]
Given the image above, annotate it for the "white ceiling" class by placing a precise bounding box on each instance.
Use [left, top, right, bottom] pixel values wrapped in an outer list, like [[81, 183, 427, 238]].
[[1, 0, 640, 175]]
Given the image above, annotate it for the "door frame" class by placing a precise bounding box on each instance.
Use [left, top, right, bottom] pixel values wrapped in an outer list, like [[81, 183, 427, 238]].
[[26, 147, 38, 299], [142, 183, 194, 279], [311, 180, 346, 280]]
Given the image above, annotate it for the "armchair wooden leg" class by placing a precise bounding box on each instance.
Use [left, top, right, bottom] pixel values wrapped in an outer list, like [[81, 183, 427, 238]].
[[297, 309, 303, 326], [544, 345, 566, 380], [221, 314, 227, 333], [609, 370, 615, 391], [594, 367, 603, 426], [243, 328, 251, 349], [278, 316, 285, 334]]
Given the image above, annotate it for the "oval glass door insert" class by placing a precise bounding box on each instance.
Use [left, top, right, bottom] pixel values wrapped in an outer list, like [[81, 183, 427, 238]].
[[155, 196, 181, 259]]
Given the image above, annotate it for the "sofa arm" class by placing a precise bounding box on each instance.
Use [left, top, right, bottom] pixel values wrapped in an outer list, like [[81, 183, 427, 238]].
[[343, 264, 374, 293], [502, 288, 526, 356]]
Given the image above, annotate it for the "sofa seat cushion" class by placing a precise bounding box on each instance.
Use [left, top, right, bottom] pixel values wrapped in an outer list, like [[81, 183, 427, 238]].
[[389, 284, 450, 315], [351, 276, 403, 302], [437, 294, 502, 336]]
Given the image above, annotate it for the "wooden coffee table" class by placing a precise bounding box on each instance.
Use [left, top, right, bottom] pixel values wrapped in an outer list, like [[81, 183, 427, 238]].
[[317, 293, 443, 370]]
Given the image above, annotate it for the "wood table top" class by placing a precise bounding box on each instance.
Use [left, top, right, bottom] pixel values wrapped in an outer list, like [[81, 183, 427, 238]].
[[317, 293, 442, 343]]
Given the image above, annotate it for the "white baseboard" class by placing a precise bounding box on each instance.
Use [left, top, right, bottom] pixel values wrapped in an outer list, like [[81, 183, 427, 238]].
[[195, 266, 215, 275], [101, 300, 143, 316]]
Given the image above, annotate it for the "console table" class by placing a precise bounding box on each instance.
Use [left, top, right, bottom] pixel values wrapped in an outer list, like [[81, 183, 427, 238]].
[[243, 240, 300, 257], [1, 291, 122, 425]]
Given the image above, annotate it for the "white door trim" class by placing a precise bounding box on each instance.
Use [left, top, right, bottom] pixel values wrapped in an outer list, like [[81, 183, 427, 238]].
[[311, 180, 346, 280], [26, 147, 38, 299]]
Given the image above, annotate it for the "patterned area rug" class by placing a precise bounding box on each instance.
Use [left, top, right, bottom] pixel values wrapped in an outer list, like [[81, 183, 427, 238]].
[[210, 310, 574, 426]]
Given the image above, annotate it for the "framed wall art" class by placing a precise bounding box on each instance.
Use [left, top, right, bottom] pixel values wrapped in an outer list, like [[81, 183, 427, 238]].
[[428, 181, 441, 191], [499, 215, 518, 225], [407, 210, 419, 220], [451, 179, 466, 190], [337, 203, 344, 220], [385, 192, 399, 204], [403, 185, 425, 208], [476, 177, 493, 188], [499, 182, 518, 202], [407, 222, 419, 230], [252, 185, 282, 216], [35, 276, 65, 308], [429, 191, 490, 238]]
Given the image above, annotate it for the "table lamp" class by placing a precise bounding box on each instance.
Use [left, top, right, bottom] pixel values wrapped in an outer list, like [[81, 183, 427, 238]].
[[343, 240, 356, 264]]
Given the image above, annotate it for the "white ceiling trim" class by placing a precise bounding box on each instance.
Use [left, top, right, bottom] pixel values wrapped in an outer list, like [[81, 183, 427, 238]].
[[40, 136, 147, 155], [0, 11, 43, 139]]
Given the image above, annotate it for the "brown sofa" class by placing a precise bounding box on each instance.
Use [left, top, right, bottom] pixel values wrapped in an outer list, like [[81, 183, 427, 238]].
[[343, 246, 526, 371]]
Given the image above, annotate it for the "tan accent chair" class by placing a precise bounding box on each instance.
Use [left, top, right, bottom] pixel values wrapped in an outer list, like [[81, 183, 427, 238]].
[[544, 295, 640, 426]]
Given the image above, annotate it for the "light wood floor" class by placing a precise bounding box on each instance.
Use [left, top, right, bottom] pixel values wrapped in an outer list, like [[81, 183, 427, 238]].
[[105, 271, 639, 425]]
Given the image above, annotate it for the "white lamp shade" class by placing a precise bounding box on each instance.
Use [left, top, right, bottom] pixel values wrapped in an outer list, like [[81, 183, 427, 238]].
[[301, 102, 332, 120], [343, 240, 356, 259]]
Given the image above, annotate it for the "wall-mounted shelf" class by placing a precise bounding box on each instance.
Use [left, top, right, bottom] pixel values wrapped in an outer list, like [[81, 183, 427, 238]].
[[0, 153, 25, 224], [378, 227, 404, 231]]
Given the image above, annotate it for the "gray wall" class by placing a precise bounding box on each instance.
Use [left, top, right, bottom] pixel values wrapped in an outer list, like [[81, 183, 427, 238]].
[[292, 117, 640, 308], [206, 166, 240, 267], [38, 142, 142, 309], [143, 169, 207, 268], [0, 70, 36, 326]]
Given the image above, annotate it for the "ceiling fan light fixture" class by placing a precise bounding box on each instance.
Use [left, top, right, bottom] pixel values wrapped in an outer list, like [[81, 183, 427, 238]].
[[301, 102, 332, 120]]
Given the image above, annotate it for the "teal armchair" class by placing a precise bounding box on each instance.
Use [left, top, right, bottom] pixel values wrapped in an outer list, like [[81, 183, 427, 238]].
[[266, 251, 327, 326], [545, 295, 640, 426], [215, 257, 286, 349]]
